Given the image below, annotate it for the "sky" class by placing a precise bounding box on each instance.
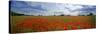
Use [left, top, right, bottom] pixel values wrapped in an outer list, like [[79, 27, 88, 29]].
[[9, 0, 96, 5], [10, 1, 96, 16]]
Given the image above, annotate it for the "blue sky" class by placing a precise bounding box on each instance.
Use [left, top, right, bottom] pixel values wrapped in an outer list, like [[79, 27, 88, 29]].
[[10, 1, 96, 16]]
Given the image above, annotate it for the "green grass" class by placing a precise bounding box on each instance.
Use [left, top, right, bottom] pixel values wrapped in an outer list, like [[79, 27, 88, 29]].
[[91, 16, 96, 23]]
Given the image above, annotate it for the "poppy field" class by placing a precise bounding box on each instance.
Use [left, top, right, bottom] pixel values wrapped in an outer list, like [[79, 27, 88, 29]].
[[10, 16, 96, 33]]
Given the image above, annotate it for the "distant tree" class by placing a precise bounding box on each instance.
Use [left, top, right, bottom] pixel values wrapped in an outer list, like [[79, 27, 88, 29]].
[[79, 15, 85, 16], [10, 11, 25, 16], [81, 15, 85, 16], [87, 13, 93, 16], [67, 15, 70, 16], [53, 15, 56, 16], [38, 15, 42, 16], [60, 14, 65, 16], [78, 15, 81, 16]]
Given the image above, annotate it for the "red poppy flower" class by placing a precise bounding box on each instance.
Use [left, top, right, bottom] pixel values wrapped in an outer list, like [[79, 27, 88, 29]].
[[63, 26, 67, 30]]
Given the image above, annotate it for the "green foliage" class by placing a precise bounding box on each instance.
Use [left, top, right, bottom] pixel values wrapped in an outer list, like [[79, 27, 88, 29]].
[[63, 18, 70, 23], [60, 14, 65, 16], [77, 26, 81, 29], [10, 11, 25, 16], [91, 16, 96, 23], [87, 13, 94, 16], [67, 25, 72, 29]]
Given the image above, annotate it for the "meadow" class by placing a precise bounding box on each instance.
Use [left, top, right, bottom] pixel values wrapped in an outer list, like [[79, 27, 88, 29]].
[[10, 16, 96, 33]]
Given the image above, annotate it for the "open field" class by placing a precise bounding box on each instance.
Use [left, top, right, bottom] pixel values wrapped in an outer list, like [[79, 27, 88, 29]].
[[10, 16, 96, 33]]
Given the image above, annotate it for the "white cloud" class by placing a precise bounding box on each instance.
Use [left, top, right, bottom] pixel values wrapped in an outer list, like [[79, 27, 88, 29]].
[[11, 1, 95, 16], [11, 0, 96, 5]]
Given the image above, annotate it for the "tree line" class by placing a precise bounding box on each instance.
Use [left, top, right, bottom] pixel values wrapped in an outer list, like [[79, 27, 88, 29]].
[[10, 11, 95, 16]]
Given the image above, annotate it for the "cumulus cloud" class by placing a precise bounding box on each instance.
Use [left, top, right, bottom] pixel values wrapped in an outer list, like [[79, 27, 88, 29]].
[[10, 1, 96, 16]]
